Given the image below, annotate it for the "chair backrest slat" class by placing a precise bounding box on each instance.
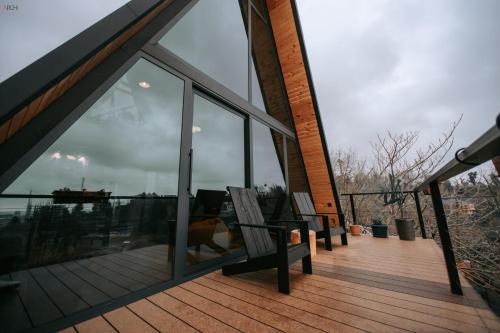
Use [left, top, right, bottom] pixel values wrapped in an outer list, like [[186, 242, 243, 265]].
[[228, 187, 275, 258], [292, 192, 323, 231]]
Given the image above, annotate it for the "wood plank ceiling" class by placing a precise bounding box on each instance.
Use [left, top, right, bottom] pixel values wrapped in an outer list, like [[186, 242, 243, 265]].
[[266, 0, 340, 226]]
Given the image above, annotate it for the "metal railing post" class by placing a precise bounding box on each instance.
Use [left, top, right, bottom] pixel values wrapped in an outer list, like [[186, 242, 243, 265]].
[[349, 194, 357, 225], [339, 212, 348, 245], [429, 181, 462, 295], [413, 191, 427, 239]]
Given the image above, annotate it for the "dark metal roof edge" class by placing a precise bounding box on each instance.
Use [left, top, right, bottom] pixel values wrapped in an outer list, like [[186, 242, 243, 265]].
[[416, 114, 500, 191], [0, 0, 162, 124], [289, 0, 345, 214]]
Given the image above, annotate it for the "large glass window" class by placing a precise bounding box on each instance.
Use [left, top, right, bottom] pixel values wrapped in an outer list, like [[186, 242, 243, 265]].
[[186, 94, 245, 266], [159, 0, 248, 99], [0, 58, 183, 327], [252, 120, 288, 219], [251, 61, 266, 111], [287, 137, 308, 193]]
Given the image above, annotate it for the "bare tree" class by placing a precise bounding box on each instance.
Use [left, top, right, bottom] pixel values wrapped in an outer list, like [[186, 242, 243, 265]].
[[371, 114, 462, 186], [370, 115, 462, 218]]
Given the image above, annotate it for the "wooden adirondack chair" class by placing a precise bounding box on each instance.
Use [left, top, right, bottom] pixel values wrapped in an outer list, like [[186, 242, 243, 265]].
[[292, 192, 346, 251], [222, 187, 312, 294]]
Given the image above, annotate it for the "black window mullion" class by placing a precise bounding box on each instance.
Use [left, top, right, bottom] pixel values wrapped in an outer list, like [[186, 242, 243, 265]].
[[173, 78, 194, 282]]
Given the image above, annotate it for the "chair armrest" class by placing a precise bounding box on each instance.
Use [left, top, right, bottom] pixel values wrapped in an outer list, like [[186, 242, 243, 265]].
[[315, 212, 338, 215], [237, 223, 287, 231], [298, 213, 328, 217], [266, 220, 309, 230]]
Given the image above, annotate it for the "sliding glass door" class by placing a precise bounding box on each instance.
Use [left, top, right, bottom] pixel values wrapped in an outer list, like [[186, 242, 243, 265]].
[[184, 93, 246, 268]]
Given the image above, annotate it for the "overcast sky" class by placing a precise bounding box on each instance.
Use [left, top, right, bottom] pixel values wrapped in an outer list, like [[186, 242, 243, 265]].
[[296, 0, 500, 163]]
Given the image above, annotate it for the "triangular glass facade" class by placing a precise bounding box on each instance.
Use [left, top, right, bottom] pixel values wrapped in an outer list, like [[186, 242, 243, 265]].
[[159, 0, 249, 100]]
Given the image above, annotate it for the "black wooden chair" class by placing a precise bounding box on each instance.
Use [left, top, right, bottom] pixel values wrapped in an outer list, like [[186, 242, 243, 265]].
[[222, 187, 312, 294], [292, 192, 346, 251]]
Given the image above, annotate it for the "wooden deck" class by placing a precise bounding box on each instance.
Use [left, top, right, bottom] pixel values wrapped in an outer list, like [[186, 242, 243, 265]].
[[60, 236, 500, 333], [0, 245, 172, 332]]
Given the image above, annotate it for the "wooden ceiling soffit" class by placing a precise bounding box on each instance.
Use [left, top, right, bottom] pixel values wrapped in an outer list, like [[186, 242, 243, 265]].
[[266, 0, 340, 226], [0, 0, 173, 145]]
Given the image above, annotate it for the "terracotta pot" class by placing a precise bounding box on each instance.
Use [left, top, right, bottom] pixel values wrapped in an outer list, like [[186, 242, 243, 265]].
[[493, 156, 500, 176], [349, 225, 361, 236]]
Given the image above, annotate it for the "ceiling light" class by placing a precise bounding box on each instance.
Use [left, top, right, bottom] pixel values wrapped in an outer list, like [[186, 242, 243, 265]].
[[192, 126, 202, 133], [66, 155, 76, 160], [138, 81, 151, 88], [78, 156, 88, 166], [51, 152, 61, 159]]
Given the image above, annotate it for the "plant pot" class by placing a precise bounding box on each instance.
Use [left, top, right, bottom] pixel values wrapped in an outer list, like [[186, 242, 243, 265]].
[[395, 218, 415, 241], [371, 224, 388, 238], [493, 156, 500, 176], [349, 225, 361, 236]]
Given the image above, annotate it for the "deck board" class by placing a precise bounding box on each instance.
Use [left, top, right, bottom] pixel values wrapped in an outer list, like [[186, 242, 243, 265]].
[[1, 244, 172, 332], [10, 269, 63, 326], [29, 266, 89, 315], [0, 274, 33, 332], [46, 264, 110, 306], [61, 261, 129, 298], [60, 236, 499, 333]]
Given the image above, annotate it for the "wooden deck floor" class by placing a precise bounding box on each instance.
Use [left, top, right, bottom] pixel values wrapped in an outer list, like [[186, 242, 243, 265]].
[[0, 244, 172, 332], [60, 236, 499, 333]]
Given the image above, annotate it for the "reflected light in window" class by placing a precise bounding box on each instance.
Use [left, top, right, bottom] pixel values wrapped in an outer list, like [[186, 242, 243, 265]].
[[138, 81, 151, 88], [66, 155, 76, 160], [51, 151, 62, 159], [192, 126, 202, 133], [78, 156, 88, 166]]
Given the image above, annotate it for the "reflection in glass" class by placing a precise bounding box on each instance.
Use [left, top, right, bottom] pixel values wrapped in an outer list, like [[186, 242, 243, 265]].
[[252, 120, 289, 219], [0, 0, 129, 83], [186, 94, 245, 265], [251, 60, 266, 111], [287, 137, 308, 193], [159, 0, 248, 99], [191, 95, 245, 193], [0, 59, 183, 328], [5, 59, 184, 196]]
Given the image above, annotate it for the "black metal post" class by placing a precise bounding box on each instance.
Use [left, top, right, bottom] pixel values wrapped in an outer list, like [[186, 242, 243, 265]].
[[349, 194, 357, 225], [413, 191, 427, 239], [429, 181, 462, 295], [339, 212, 348, 245]]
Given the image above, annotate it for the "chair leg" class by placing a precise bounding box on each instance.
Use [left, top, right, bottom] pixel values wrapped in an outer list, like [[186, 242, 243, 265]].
[[277, 264, 290, 294], [322, 215, 333, 251], [302, 254, 312, 274], [277, 229, 290, 294]]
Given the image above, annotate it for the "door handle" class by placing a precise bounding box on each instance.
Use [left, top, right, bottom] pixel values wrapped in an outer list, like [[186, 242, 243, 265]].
[[188, 148, 193, 194]]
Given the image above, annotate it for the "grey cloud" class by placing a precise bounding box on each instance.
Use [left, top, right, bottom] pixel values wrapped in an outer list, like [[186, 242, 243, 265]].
[[297, 0, 500, 162]]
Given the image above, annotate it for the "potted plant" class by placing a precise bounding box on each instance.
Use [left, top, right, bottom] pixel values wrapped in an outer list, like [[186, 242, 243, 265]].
[[370, 216, 388, 238], [349, 223, 361, 236], [383, 175, 415, 241]]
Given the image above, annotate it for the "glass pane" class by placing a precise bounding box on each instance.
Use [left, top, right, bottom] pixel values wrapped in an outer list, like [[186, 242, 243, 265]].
[[251, 60, 266, 111], [287, 137, 308, 193], [191, 95, 245, 192], [251, 8, 292, 126], [0, 58, 183, 327], [159, 0, 248, 99], [252, 120, 289, 219], [186, 94, 245, 265], [0, 0, 129, 83]]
